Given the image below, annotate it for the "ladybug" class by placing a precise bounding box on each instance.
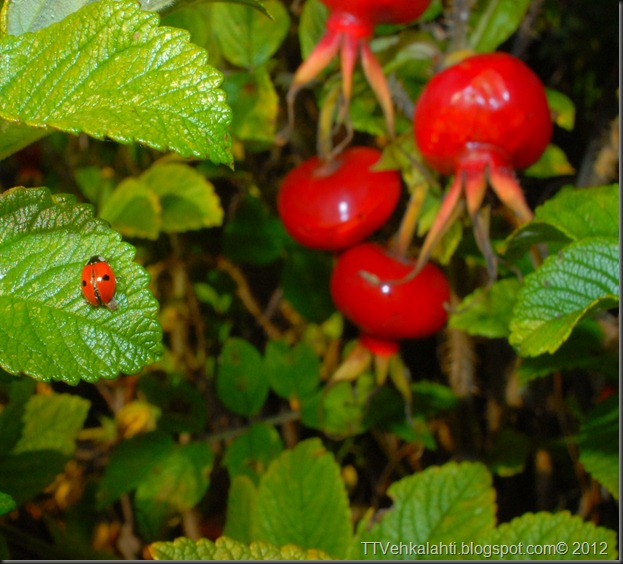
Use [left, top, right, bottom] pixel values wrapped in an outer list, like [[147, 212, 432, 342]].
[[81, 255, 118, 311]]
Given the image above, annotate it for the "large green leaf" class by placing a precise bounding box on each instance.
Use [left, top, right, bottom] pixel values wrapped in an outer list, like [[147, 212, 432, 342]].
[[354, 462, 496, 559], [253, 438, 352, 558], [469, 0, 531, 53], [0, 187, 162, 384], [509, 238, 619, 357], [468, 511, 618, 560], [578, 395, 619, 501], [0, 0, 232, 165], [212, 0, 289, 69], [149, 535, 331, 560]]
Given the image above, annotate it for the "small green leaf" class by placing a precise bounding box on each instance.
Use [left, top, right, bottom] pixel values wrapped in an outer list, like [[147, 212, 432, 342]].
[[355, 462, 496, 559], [0, 0, 232, 165], [469, 0, 531, 53], [149, 535, 331, 560], [0, 374, 35, 453], [135, 441, 214, 542], [0, 187, 163, 384], [484, 428, 531, 477], [0, 491, 16, 516], [212, 0, 289, 68], [264, 341, 321, 402], [578, 395, 619, 500], [0, 118, 47, 161], [222, 422, 283, 483], [469, 511, 618, 560], [99, 178, 162, 240], [524, 144, 575, 178], [217, 338, 269, 417], [253, 438, 352, 558], [97, 431, 175, 508], [223, 475, 257, 543], [449, 278, 521, 339], [546, 88, 576, 131], [0, 450, 69, 505], [509, 238, 619, 357], [504, 184, 619, 257], [222, 67, 279, 145], [12, 393, 90, 456]]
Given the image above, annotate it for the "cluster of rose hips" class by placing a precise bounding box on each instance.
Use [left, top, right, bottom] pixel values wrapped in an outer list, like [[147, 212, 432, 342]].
[[277, 0, 552, 390]]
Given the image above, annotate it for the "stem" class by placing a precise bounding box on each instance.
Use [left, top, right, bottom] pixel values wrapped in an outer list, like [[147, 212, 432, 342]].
[[446, 0, 472, 54], [390, 181, 428, 258]]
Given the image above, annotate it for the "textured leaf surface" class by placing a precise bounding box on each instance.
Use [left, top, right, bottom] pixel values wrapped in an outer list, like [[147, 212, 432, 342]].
[[0, 187, 163, 384], [253, 438, 352, 558], [149, 535, 331, 560], [0, 0, 232, 165], [212, 0, 289, 68], [449, 278, 520, 339], [578, 395, 619, 500], [509, 238, 619, 357], [469, 0, 531, 52], [468, 511, 618, 560], [12, 393, 90, 456], [355, 462, 495, 559], [2, 0, 88, 34]]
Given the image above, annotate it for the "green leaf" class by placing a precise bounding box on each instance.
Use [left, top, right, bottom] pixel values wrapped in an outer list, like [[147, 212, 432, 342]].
[[504, 184, 619, 257], [0, 450, 69, 505], [222, 67, 279, 146], [223, 475, 257, 543], [509, 238, 619, 357], [102, 162, 224, 238], [354, 462, 496, 559], [0, 374, 35, 454], [212, 0, 289, 68], [2, 0, 88, 34], [0, 118, 47, 161], [149, 535, 331, 560], [139, 373, 209, 434], [99, 178, 162, 240], [253, 438, 352, 558], [469, 0, 531, 53], [0, 187, 163, 385], [517, 319, 618, 384], [449, 278, 521, 339], [0, 491, 16, 516], [524, 144, 575, 178], [12, 393, 90, 456], [216, 338, 269, 417], [222, 422, 283, 484], [264, 341, 321, 402], [281, 244, 335, 322], [469, 511, 618, 560], [135, 441, 214, 542], [546, 88, 576, 131], [222, 195, 288, 265], [299, 0, 328, 59], [578, 395, 619, 500], [97, 431, 175, 508], [0, 0, 232, 165], [484, 428, 531, 477]]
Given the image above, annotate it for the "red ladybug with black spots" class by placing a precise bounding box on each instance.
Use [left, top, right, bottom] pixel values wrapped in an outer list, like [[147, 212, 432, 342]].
[[81, 256, 118, 311]]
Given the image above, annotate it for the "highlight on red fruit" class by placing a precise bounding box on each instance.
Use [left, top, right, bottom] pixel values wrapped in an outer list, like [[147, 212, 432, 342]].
[[277, 147, 401, 251], [412, 52, 553, 276], [285, 0, 432, 137], [330, 242, 450, 341]]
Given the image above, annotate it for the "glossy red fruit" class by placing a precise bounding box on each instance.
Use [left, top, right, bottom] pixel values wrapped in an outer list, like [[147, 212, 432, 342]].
[[278, 147, 401, 251], [81, 255, 118, 311], [286, 0, 432, 136], [412, 52, 553, 275], [330, 243, 450, 340]]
